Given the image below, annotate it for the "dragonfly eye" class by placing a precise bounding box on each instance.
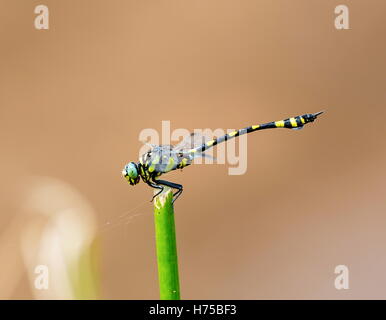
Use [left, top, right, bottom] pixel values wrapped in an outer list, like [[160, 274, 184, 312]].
[[123, 162, 140, 185], [127, 162, 138, 176]]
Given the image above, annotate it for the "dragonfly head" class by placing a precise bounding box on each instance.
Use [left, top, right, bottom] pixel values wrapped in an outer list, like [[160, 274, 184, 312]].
[[122, 162, 140, 185]]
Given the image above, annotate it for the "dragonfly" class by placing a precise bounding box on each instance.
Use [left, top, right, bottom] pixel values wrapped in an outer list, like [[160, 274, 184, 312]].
[[122, 111, 323, 203]]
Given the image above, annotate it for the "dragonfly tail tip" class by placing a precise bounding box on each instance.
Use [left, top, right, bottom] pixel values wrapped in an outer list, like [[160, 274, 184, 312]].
[[313, 110, 324, 118]]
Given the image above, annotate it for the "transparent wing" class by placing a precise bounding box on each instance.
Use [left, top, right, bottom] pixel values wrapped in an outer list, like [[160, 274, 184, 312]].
[[174, 132, 208, 153], [174, 132, 216, 162], [140, 133, 206, 155], [140, 140, 157, 152], [148, 145, 180, 173], [143, 133, 216, 173]]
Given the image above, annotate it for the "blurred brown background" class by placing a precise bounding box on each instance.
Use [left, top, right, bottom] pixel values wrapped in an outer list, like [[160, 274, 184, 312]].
[[0, 0, 385, 299]]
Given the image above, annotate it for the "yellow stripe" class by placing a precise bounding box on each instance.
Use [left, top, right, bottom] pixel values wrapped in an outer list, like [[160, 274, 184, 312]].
[[180, 158, 188, 168], [275, 120, 285, 127], [140, 165, 148, 178], [165, 157, 175, 171], [300, 117, 305, 124], [290, 117, 297, 127], [148, 155, 159, 172], [252, 125, 259, 130], [206, 140, 215, 147], [228, 131, 238, 137]]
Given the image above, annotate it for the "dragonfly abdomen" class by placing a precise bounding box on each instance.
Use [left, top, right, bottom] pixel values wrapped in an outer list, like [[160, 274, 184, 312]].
[[193, 112, 323, 153]]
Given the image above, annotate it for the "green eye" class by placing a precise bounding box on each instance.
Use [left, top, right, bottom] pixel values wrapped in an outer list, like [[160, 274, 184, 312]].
[[123, 162, 140, 186], [126, 163, 138, 178]]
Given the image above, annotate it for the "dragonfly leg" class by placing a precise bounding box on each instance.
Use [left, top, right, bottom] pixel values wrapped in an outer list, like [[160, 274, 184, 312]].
[[153, 179, 183, 203], [146, 181, 164, 202]]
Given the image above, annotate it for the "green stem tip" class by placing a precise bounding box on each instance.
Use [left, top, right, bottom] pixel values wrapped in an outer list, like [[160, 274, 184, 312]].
[[153, 187, 180, 300]]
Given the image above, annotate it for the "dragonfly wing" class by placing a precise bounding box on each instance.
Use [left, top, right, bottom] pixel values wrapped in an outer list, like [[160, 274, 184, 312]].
[[140, 140, 157, 148], [175, 132, 217, 162], [145, 133, 214, 174], [183, 150, 216, 161], [150, 146, 180, 173], [174, 132, 208, 153]]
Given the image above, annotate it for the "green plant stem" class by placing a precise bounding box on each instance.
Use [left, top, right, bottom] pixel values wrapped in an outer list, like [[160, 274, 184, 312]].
[[153, 187, 180, 300]]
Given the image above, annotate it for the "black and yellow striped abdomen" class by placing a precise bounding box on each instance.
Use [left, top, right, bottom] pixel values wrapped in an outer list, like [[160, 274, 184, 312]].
[[192, 112, 323, 153]]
